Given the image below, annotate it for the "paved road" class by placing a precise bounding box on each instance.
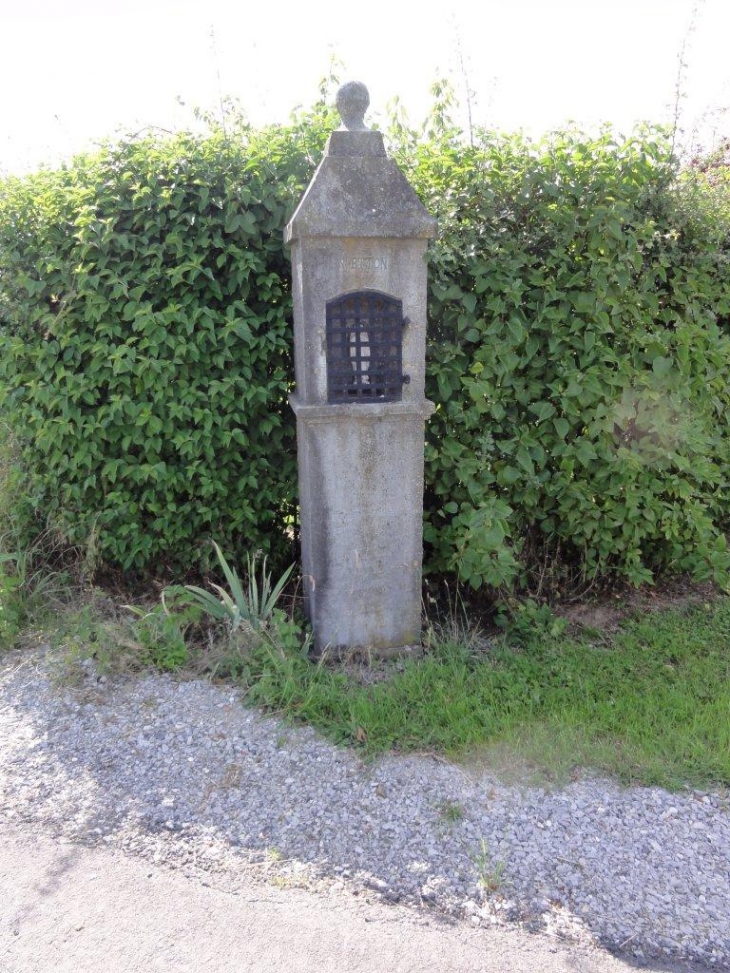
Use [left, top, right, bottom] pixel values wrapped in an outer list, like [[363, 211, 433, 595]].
[[0, 824, 668, 973]]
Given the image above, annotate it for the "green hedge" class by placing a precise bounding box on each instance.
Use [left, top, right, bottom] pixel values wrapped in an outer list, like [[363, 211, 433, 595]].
[[1, 99, 729, 591], [405, 126, 730, 590], [0, 114, 328, 571]]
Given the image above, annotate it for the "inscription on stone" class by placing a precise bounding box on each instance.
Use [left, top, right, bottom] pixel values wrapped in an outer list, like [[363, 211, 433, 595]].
[[340, 255, 388, 272]]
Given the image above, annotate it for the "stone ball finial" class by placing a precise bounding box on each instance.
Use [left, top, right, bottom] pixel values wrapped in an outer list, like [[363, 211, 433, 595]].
[[336, 81, 370, 131]]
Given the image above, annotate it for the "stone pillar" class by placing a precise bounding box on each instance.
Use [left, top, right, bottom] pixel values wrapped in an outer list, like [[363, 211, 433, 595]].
[[285, 81, 436, 656]]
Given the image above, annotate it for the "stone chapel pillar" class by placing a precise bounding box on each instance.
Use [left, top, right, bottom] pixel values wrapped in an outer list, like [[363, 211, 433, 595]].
[[284, 81, 436, 655]]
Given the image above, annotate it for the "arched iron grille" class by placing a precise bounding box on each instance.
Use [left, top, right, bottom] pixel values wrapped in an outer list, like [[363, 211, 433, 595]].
[[326, 291, 406, 403]]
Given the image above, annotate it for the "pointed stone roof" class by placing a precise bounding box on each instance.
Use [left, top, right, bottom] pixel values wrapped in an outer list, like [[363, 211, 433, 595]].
[[284, 83, 436, 243]]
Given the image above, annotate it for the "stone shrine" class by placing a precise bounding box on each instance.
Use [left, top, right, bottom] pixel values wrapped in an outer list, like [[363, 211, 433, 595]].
[[285, 81, 436, 655]]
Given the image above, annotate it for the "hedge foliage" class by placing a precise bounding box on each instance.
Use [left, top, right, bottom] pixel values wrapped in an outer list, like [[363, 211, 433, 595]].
[[404, 123, 730, 590], [1, 91, 729, 592], [0, 110, 331, 571]]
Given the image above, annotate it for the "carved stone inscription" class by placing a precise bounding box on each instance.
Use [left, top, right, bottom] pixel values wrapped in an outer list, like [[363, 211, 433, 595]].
[[340, 255, 388, 272]]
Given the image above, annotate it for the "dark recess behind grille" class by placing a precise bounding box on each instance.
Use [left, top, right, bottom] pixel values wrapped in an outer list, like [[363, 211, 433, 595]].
[[326, 290, 406, 404]]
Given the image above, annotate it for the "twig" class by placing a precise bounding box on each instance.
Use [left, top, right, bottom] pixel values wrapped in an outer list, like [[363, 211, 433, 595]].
[[671, 0, 706, 157]]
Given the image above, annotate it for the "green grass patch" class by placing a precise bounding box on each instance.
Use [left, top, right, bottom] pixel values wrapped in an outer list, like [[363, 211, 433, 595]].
[[239, 599, 730, 791]]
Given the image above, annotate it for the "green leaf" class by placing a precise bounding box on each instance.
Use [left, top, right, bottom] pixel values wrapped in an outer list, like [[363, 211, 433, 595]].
[[652, 356, 673, 379]]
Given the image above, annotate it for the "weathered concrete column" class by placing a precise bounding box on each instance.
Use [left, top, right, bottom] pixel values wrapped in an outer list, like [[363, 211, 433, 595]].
[[285, 81, 436, 656]]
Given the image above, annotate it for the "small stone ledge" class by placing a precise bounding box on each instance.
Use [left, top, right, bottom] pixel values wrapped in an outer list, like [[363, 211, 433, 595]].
[[289, 394, 435, 422]]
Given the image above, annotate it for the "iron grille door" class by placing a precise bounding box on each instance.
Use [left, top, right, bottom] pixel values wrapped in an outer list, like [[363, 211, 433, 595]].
[[326, 291, 406, 403]]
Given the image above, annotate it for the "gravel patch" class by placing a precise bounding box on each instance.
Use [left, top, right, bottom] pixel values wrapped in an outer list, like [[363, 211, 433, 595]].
[[1, 645, 728, 970]]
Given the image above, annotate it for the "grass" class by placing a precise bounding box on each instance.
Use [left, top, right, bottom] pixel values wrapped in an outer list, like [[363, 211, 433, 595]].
[[475, 838, 505, 893], [238, 598, 730, 791], [0, 427, 83, 649], [438, 799, 465, 823], [2, 465, 728, 792], [4, 560, 729, 791], [47, 596, 189, 679], [0, 539, 80, 651]]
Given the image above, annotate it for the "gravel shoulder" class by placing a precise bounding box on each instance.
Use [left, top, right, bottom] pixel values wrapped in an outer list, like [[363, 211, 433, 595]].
[[1, 645, 728, 971]]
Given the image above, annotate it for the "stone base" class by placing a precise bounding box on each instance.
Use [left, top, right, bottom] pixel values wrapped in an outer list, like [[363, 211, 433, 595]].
[[314, 643, 425, 664], [291, 395, 433, 656]]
